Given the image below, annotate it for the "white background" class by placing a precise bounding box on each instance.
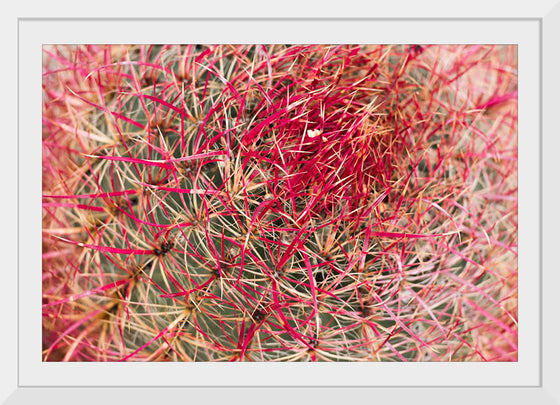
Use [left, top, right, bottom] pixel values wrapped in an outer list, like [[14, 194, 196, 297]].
[[20, 18, 539, 387]]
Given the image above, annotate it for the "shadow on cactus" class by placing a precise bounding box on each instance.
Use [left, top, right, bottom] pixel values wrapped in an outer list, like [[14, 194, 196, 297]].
[[42, 44, 518, 362]]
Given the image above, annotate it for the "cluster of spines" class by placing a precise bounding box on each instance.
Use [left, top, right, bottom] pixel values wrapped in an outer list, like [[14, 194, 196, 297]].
[[42, 44, 518, 362]]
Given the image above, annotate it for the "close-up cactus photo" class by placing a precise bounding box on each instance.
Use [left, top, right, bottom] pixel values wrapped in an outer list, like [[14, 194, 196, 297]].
[[42, 44, 518, 362]]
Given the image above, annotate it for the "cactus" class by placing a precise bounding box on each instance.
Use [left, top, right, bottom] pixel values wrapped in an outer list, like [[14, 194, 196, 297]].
[[42, 44, 518, 361]]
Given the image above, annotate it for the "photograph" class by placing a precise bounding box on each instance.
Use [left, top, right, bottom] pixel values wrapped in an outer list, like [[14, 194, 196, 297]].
[[41, 44, 519, 362]]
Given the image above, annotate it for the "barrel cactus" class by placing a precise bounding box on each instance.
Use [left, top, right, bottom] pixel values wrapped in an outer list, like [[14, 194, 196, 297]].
[[42, 44, 518, 361]]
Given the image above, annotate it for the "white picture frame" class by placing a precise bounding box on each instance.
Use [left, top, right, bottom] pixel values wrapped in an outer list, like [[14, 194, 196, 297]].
[[3, 0, 559, 403]]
